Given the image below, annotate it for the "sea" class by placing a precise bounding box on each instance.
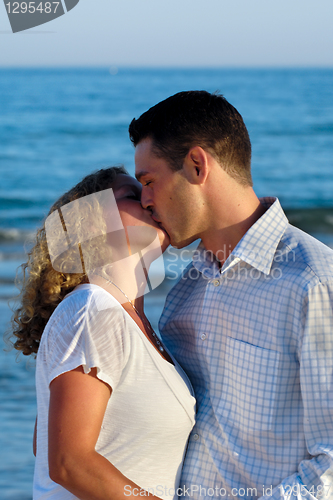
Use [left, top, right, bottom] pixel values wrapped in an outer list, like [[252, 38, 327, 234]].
[[0, 67, 332, 499]]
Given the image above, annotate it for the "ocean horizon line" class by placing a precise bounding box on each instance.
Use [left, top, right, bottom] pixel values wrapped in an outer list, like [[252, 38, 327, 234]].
[[0, 65, 333, 71]]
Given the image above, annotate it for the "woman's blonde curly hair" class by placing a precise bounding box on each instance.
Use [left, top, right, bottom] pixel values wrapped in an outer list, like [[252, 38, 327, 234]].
[[8, 166, 128, 357]]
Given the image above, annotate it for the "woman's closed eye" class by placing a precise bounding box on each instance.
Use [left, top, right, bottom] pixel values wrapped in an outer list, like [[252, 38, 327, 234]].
[[115, 187, 141, 201], [126, 193, 140, 200]]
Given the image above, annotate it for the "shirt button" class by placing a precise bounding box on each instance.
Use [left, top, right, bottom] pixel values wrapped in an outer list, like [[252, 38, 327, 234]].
[[212, 279, 220, 286], [193, 433, 200, 441], [200, 333, 207, 340]]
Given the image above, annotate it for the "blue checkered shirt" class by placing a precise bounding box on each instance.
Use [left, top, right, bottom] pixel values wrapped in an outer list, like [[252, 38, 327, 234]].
[[159, 198, 333, 500]]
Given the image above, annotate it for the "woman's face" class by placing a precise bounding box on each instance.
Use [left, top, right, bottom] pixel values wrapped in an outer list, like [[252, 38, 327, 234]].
[[111, 174, 170, 252]]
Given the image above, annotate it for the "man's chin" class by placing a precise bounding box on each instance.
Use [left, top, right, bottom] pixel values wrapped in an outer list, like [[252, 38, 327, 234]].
[[170, 236, 193, 250], [169, 230, 201, 249]]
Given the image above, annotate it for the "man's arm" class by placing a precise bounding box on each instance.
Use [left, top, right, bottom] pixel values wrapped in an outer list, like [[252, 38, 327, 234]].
[[33, 417, 37, 457], [259, 281, 333, 500]]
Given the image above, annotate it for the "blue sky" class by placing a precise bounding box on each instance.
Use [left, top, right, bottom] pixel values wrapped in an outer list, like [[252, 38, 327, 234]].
[[0, 0, 332, 66]]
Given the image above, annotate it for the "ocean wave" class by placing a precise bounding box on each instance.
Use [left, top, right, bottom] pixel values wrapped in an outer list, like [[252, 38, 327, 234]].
[[0, 228, 35, 243], [0, 198, 41, 209], [285, 207, 333, 234], [262, 124, 333, 137]]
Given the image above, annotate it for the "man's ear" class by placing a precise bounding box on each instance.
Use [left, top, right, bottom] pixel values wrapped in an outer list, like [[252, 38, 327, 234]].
[[183, 146, 210, 185]]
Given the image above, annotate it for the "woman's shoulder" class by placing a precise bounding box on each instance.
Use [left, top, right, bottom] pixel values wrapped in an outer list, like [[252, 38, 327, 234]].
[[45, 284, 125, 336], [64, 282, 113, 300], [38, 284, 132, 387], [40, 284, 128, 355], [59, 283, 120, 313]]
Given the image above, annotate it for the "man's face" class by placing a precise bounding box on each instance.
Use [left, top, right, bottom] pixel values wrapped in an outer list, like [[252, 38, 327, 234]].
[[134, 138, 198, 248]]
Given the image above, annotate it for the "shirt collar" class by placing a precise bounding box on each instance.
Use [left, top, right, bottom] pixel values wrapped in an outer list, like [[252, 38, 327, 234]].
[[192, 197, 289, 277], [192, 243, 221, 279]]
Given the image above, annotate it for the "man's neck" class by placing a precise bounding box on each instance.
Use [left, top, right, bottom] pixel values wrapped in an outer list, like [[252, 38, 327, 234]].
[[201, 197, 266, 267]]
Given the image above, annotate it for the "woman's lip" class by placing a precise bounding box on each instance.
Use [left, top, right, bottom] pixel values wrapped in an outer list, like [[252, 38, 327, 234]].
[[151, 216, 168, 234]]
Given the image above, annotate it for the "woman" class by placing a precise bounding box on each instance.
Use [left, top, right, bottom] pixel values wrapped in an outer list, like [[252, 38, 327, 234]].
[[11, 166, 195, 500]]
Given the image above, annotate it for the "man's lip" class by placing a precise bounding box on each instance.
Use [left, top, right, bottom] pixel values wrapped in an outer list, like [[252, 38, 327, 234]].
[[151, 215, 161, 223]]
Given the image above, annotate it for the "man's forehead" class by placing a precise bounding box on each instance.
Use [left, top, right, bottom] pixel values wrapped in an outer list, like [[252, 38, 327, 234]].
[[134, 147, 158, 181], [134, 141, 168, 177], [135, 138, 152, 161]]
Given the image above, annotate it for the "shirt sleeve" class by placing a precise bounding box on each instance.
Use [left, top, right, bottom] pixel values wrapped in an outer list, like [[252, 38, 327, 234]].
[[260, 281, 333, 500], [45, 287, 130, 391]]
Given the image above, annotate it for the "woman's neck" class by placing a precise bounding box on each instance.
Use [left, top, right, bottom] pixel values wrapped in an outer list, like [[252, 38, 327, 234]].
[[88, 254, 148, 317]]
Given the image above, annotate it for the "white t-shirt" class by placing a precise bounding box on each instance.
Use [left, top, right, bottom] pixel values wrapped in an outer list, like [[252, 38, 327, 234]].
[[33, 284, 196, 500]]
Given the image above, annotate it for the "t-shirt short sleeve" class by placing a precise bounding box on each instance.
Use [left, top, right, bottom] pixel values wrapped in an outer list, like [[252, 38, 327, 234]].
[[43, 286, 130, 391]]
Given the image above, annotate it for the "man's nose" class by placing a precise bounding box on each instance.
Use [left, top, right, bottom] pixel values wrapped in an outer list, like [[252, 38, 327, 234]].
[[141, 189, 153, 210]]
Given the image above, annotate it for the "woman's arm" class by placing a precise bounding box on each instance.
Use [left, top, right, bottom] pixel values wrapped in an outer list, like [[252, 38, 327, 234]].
[[48, 366, 162, 500]]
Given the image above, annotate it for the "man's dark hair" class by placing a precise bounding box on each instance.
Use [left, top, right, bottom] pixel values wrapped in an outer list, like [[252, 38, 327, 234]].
[[129, 90, 252, 187]]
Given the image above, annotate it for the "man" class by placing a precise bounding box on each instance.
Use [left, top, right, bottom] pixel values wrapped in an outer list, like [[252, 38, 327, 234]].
[[129, 91, 333, 500]]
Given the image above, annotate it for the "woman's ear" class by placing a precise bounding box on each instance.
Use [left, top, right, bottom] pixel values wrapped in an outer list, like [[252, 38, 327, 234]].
[[182, 146, 210, 185]]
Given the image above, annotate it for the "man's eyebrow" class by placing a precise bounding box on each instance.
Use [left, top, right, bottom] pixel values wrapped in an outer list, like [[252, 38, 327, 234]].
[[135, 171, 150, 183]]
